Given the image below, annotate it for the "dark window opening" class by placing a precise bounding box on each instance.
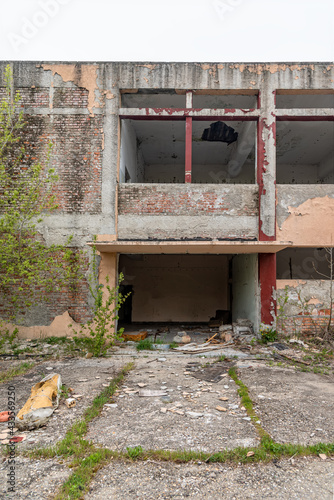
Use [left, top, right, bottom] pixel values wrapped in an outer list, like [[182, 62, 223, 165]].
[[277, 248, 332, 279], [276, 121, 334, 184]]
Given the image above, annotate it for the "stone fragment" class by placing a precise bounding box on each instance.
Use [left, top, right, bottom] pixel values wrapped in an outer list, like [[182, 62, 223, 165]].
[[219, 397, 229, 401], [186, 411, 204, 419], [319, 454, 327, 460], [137, 383, 147, 388], [216, 406, 227, 412], [139, 390, 167, 397]]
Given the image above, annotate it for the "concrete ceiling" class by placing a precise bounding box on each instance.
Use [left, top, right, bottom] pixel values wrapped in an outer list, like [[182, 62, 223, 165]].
[[131, 120, 255, 165]]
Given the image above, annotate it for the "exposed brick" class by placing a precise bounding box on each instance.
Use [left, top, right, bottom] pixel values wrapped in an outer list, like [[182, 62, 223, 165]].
[[118, 184, 258, 216]]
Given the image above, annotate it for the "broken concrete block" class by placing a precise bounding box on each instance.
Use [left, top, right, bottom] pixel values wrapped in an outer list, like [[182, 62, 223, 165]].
[[65, 398, 76, 408]]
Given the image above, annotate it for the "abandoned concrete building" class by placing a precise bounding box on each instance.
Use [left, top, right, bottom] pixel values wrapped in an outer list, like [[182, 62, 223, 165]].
[[1, 61, 334, 337]]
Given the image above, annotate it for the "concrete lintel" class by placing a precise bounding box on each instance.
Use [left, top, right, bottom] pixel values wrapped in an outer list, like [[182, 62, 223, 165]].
[[90, 240, 292, 254], [276, 108, 334, 119], [119, 108, 259, 120]]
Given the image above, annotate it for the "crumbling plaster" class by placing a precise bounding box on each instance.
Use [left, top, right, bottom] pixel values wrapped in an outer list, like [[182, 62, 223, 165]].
[[277, 279, 331, 317], [277, 186, 334, 246]]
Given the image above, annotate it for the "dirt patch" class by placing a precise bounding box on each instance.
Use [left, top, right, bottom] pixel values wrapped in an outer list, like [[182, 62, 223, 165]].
[[184, 360, 234, 383]]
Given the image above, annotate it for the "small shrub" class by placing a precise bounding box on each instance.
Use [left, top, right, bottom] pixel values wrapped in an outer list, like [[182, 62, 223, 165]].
[[136, 338, 154, 351], [259, 326, 277, 344]]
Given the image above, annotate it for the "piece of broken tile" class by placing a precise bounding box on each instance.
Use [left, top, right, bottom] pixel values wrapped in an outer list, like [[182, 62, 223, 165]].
[[137, 383, 147, 388], [0, 433, 8, 439], [1, 439, 10, 444], [160, 408, 167, 413], [78, 379, 88, 382], [219, 397, 229, 401], [102, 384, 109, 387]]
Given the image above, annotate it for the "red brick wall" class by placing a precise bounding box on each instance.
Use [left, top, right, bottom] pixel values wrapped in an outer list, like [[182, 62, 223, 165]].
[[277, 309, 333, 336], [0, 251, 91, 325], [18, 114, 103, 213]]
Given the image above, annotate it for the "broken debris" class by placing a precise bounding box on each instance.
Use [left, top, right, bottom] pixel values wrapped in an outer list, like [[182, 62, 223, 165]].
[[15, 373, 62, 431]]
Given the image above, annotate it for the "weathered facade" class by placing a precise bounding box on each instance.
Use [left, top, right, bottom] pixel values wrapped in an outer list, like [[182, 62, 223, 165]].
[[1, 61, 333, 336]]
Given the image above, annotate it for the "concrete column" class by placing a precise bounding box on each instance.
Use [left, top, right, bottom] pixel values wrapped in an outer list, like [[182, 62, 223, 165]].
[[259, 253, 276, 326], [257, 81, 276, 240]]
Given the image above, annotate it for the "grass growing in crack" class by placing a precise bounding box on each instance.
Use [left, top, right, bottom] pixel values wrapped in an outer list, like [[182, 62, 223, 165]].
[[28, 362, 134, 499], [54, 449, 114, 500], [228, 366, 270, 440], [0, 361, 35, 384]]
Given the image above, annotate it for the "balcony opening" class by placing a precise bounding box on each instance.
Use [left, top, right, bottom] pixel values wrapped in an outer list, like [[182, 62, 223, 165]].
[[276, 121, 334, 184], [120, 119, 256, 184]]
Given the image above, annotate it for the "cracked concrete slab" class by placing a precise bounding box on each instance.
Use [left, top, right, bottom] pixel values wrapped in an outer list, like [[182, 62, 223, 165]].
[[0, 456, 70, 500], [0, 357, 126, 451], [85, 456, 334, 500], [86, 354, 259, 452], [238, 365, 334, 444]]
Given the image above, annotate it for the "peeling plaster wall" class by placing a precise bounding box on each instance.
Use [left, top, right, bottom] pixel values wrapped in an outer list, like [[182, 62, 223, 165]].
[[276, 186, 334, 245], [120, 121, 144, 183], [276, 279, 333, 335]]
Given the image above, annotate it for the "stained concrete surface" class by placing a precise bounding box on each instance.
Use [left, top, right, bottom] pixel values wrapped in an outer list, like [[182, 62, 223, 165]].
[[0, 346, 333, 499], [239, 365, 334, 445], [85, 457, 334, 500]]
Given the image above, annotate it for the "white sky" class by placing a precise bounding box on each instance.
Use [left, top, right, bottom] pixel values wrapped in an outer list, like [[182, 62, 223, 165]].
[[0, 0, 333, 62]]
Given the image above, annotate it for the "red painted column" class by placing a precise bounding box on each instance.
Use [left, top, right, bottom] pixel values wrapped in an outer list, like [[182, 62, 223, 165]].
[[185, 116, 192, 183], [259, 253, 276, 326]]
